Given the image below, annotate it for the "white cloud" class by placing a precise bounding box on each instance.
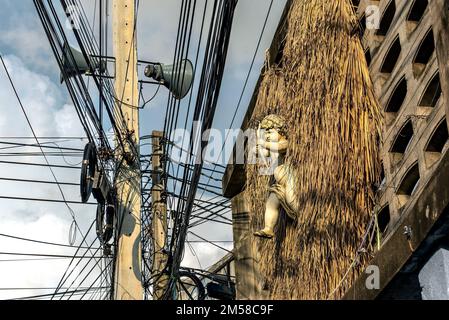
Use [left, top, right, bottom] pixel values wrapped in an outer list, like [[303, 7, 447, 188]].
[[0, 55, 99, 300], [0, 55, 63, 137], [54, 103, 86, 137]]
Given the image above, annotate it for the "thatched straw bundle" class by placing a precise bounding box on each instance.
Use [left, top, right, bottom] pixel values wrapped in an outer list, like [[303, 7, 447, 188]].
[[245, 0, 382, 299]]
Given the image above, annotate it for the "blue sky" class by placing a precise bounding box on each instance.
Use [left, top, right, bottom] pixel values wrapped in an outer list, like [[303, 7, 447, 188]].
[[0, 0, 287, 299]]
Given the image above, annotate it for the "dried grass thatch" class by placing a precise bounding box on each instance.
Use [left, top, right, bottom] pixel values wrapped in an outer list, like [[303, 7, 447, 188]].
[[245, 0, 382, 299]]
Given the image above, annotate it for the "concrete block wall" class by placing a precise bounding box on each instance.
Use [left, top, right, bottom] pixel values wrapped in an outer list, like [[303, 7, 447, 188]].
[[356, 0, 449, 241]]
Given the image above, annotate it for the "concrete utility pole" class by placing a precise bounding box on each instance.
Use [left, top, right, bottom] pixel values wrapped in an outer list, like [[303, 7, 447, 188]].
[[151, 131, 169, 299], [112, 0, 143, 300]]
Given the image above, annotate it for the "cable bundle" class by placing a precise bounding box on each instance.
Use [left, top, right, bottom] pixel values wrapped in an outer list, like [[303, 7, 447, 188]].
[[160, 0, 238, 299]]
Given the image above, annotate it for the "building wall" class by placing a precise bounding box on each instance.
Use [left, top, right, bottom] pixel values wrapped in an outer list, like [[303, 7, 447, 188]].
[[356, 0, 449, 243], [230, 193, 269, 300]]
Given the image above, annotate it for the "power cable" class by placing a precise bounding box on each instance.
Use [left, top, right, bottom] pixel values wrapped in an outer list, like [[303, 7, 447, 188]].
[[1, 54, 85, 246], [0, 232, 103, 250], [0, 195, 96, 205], [188, 231, 232, 254]]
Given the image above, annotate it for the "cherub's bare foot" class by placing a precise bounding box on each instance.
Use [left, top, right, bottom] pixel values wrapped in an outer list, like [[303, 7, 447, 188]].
[[253, 228, 274, 239]]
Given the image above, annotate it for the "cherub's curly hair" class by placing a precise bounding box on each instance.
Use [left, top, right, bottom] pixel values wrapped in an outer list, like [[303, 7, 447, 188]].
[[259, 114, 288, 137]]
